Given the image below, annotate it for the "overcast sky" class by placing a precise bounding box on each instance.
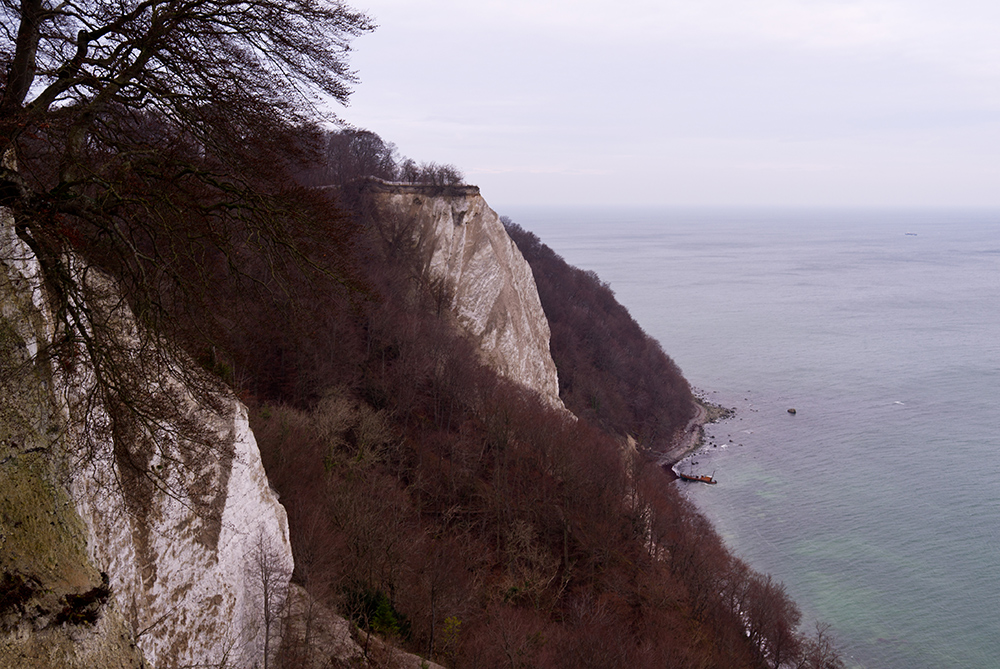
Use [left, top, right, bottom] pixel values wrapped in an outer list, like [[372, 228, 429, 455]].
[[341, 0, 1000, 208]]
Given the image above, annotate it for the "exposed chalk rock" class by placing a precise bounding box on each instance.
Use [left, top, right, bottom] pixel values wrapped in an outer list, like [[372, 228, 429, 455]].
[[1, 208, 293, 668], [372, 183, 564, 410]]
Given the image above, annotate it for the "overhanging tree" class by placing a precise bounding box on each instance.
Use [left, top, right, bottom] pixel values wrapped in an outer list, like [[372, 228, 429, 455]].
[[0, 0, 373, 303], [0, 0, 373, 482], [1, 0, 374, 194]]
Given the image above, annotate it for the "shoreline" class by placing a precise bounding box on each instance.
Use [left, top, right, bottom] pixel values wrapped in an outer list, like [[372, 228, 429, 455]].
[[658, 397, 735, 475]]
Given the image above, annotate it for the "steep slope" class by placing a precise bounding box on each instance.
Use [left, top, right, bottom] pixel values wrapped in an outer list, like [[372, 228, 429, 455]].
[[504, 220, 695, 454], [0, 263, 147, 668], [0, 212, 293, 668], [370, 183, 563, 409]]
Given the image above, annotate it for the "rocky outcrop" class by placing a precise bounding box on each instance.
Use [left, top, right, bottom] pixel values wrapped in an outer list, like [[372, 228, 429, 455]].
[[2, 178, 565, 667], [0, 264, 148, 668], [371, 183, 564, 409], [283, 585, 447, 669], [0, 211, 292, 668]]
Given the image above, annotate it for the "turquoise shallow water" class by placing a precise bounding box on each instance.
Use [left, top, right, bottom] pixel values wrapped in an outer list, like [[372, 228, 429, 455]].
[[501, 206, 1000, 669]]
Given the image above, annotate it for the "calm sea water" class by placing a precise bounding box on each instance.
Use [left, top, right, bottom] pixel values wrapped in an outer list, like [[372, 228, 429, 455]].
[[501, 206, 1000, 669]]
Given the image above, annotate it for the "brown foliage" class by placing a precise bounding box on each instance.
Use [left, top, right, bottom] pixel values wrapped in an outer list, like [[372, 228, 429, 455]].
[[1, 0, 374, 443], [293, 128, 464, 188], [503, 219, 695, 452], [5, 0, 835, 663], [103, 175, 832, 667]]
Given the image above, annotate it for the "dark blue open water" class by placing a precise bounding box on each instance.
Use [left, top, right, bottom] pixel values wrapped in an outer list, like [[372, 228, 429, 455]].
[[501, 206, 1000, 669]]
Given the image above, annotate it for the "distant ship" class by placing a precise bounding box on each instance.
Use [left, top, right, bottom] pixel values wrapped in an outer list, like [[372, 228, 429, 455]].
[[905, 232, 918, 236], [677, 472, 717, 485]]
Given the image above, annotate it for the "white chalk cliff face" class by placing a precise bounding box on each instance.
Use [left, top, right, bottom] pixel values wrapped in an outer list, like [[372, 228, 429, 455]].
[[373, 185, 564, 410], [2, 180, 559, 667], [0, 210, 293, 668]]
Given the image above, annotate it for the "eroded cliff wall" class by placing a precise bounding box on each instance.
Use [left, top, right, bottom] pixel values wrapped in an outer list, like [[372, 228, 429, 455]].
[[0, 213, 293, 668], [0, 245, 147, 668], [2, 180, 565, 667], [372, 184, 563, 409]]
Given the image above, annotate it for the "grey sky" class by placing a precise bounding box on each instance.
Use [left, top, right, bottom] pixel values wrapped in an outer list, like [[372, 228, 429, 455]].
[[343, 0, 1000, 207]]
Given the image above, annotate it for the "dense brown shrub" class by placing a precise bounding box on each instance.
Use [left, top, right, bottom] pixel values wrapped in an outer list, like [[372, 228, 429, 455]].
[[503, 219, 695, 453], [294, 128, 464, 187], [148, 175, 832, 668], [6, 11, 829, 659]]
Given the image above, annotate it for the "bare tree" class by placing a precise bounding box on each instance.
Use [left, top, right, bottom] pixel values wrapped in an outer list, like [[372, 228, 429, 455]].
[[0, 0, 373, 480], [320, 129, 399, 185], [1, 0, 374, 240], [397, 158, 420, 184], [0, 0, 372, 337], [796, 622, 846, 669], [743, 573, 802, 669], [246, 529, 292, 669], [411, 162, 464, 186]]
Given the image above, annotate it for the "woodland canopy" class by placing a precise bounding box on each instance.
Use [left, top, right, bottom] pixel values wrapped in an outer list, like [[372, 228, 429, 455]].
[[1, 0, 372, 357], [1, 1, 846, 664]]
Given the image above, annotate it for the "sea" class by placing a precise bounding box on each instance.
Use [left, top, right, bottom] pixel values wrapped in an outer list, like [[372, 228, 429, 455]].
[[500, 206, 1000, 669]]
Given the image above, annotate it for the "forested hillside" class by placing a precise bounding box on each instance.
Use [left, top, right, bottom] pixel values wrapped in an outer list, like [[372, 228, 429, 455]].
[[1, 0, 841, 661], [176, 142, 840, 666], [241, 181, 820, 668], [503, 220, 694, 454]]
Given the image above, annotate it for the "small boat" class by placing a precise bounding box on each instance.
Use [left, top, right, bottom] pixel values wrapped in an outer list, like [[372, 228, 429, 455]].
[[677, 472, 717, 485]]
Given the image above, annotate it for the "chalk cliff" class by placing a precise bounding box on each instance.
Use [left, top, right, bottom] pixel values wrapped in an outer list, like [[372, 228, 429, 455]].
[[371, 183, 563, 409], [0, 212, 292, 668], [1, 180, 566, 667]]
